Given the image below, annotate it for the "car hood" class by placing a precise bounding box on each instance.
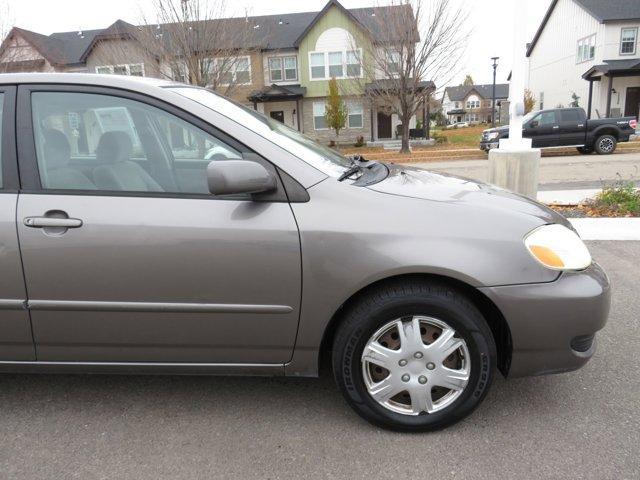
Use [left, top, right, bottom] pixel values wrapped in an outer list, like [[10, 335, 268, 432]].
[[367, 163, 569, 226], [483, 125, 509, 135]]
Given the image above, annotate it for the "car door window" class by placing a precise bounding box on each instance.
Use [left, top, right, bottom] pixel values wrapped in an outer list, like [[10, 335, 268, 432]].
[[538, 111, 557, 126], [560, 109, 581, 123], [30, 91, 243, 194]]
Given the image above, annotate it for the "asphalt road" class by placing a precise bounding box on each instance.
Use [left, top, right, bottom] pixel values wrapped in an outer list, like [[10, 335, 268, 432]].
[[410, 151, 640, 190], [1, 242, 638, 480]]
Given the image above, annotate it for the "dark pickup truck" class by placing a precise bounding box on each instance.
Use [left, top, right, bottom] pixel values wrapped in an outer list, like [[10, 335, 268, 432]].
[[480, 107, 637, 154]]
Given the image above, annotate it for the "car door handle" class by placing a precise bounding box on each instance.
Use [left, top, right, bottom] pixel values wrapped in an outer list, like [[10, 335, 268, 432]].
[[24, 217, 83, 228], [552, 126, 560, 129]]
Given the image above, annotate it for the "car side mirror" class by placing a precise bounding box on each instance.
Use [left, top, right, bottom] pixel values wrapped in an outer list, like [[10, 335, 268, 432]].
[[529, 120, 539, 129], [207, 160, 277, 196]]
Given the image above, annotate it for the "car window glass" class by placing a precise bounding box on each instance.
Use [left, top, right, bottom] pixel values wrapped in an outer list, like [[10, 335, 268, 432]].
[[31, 91, 243, 195], [560, 110, 581, 122], [0, 93, 3, 188], [538, 111, 557, 126]]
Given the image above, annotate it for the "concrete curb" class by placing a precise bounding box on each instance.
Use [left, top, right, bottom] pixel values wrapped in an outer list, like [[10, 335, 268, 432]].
[[569, 218, 640, 240]]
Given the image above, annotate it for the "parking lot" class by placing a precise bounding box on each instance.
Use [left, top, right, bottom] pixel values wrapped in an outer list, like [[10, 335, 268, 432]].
[[1, 241, 638, 480]]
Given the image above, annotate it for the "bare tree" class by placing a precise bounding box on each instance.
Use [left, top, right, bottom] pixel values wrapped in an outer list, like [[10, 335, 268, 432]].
[[355, 0, 468, 153], [93, 0, 264, 96], [0, 1, 17, 72]]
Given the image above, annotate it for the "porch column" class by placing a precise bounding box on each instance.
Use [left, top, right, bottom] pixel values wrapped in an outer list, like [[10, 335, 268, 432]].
[[605, 74, 614, 117], [587, 79, 594, 119], [370, 98, 375, 142], [296, 98, 301, 132], [425, 94, 431, 139]]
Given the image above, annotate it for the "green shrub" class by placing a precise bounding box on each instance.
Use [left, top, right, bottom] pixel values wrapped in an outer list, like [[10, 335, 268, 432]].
[[592, 181, 640, 215]]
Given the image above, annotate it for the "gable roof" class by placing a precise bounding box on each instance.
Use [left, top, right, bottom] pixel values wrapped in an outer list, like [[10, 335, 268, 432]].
[[293, 0, 368, 46], [527, 0, 640, 57], [1, 1, 411, 68], [444, 84, 509, 102]]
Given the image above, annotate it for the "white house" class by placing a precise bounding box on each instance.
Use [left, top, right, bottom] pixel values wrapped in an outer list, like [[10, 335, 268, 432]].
[[527, 0, 640, 120]]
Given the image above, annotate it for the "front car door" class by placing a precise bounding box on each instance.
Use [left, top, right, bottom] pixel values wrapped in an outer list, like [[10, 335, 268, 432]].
[[524, 110, 559, 147], [0, 86, 35, 361], [16, 85, 301, 366]]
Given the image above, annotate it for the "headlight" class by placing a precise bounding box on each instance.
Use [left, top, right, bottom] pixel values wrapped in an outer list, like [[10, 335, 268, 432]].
[[524, 224, 592, 271], [487, 132, 500, 140]]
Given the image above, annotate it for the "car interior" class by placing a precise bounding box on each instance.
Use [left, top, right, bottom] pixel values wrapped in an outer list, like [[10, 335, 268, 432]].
[[31, 92, 243, 194]]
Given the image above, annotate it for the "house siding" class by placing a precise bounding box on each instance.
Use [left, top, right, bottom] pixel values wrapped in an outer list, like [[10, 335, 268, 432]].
[[527, 0, 605, 111], [298, 5, 371, 98]]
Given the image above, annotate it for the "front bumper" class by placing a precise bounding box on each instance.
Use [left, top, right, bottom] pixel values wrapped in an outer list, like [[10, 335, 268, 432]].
[[479, 262, 611, 377], [480, 140, 499, 151]]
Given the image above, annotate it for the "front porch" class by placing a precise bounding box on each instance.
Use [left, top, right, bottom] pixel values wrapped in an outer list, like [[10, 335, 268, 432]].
[[248, 84, 307, 131], [583, 59, 640, 120]]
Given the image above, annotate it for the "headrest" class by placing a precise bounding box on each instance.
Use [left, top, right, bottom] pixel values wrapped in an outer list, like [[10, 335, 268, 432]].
[[95, 131, 134, 164], [42, 129, 71, 169]]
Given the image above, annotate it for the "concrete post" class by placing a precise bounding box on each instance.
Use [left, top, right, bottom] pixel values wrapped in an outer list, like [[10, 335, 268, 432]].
[[488, 0, 541, 199]]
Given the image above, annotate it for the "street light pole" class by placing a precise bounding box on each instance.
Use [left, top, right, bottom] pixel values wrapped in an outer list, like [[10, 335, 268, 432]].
[[491, 57, 499, 127]]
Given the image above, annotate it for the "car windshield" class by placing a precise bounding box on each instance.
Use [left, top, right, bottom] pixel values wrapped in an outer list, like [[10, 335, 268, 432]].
[[522, 111, 539, 124], [168, 86, 352, 177]]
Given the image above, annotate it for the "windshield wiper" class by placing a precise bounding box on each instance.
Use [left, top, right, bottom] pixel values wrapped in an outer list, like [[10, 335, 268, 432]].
[[338, 155, 368, 182]]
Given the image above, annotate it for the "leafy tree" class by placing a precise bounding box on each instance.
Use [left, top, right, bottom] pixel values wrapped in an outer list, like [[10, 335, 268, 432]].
[[524, 89, 535, 114], [325, 78, 347, 148], [462, 74, 474, 86]]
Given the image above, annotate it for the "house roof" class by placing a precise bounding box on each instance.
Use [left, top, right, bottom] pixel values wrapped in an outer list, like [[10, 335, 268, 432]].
[[527, 0, 640, 57], [582, 58, 640, 80], [2, 1, 410, 67], [444, 84, 509, 101]]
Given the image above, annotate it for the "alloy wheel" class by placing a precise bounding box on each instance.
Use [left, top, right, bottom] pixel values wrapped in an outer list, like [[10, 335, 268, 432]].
[[361, 316, 470, 416], [599, 137, 614, 153]]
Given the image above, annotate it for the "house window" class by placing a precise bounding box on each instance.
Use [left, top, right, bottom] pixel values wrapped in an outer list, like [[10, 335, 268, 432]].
[[347, 102, 363, 128], [387, 51, 401, 74], [269, 58, 283, 81], [313, 102, 327, 130], [454, 102, 460, 109], [621, 28, 638, 55], [466, 99, 480, 109], [576, 34, 596, 63], [213, 56, 251, 85], [171, 63, 188, 83], [96, 63, 145, 77], [346, 50, 361, 77], [269, 56, 298, 82], [328, 52, 343, 78], [309, 49, 362, 80], [284, 56, 297, 80], [310, 53, 325, 79]]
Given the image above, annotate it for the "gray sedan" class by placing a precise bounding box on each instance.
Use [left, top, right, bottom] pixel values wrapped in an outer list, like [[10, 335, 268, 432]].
[[0, 74, 610, 431]]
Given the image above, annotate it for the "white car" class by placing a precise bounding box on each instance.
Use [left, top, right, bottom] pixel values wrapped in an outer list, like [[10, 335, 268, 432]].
[[446, 122, 469, 129]]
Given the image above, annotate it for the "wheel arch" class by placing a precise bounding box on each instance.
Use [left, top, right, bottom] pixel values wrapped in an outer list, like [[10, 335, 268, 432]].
[[592, 126, 620, 141], [318, 273, 512, 377]]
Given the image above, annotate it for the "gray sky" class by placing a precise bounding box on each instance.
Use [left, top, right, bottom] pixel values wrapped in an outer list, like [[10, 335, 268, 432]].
[[2, 0, 552, 87]]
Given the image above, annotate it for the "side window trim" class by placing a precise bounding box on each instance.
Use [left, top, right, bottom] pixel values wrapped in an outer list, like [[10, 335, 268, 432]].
[[16, 84, 289, 202], [0, 86, 19, 191]]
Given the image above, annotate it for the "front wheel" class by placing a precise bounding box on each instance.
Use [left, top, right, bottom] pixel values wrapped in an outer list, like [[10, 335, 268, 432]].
[[594, 135, 617, 155], [332, 280, 496, 432]]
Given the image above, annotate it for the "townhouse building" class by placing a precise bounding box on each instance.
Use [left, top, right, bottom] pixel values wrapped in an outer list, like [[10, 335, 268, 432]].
[[0, 0, 433, 144], [441, 83, 510, 125], [526, 0, 640, 120]]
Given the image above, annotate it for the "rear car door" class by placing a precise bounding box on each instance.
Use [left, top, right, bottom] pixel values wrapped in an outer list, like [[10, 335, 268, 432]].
[[0, 86, 35, 361], [558, 109, 586, 146], [16, 84, 302, 365], [525, 110, 559, 147]]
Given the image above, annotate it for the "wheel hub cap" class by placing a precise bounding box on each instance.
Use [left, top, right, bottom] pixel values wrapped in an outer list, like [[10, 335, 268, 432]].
[[361, 316, 470, 416]]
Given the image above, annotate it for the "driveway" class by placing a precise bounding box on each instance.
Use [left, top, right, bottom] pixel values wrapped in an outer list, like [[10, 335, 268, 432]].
[[1, 242, 638, 480], [409, 151, 640, 190]]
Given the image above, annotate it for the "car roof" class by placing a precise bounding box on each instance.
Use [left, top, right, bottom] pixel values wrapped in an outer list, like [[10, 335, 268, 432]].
[[0, 72, 179, 89]]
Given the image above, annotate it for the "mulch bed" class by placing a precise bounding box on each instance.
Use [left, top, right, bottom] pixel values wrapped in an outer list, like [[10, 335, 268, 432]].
[[549, 204, 639, 218]]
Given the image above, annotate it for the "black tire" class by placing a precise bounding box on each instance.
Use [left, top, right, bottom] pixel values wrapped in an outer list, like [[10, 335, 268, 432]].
[[576, 146, 592, 154], [332, 280, 496, 432], [594, 134, 617, 155]]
